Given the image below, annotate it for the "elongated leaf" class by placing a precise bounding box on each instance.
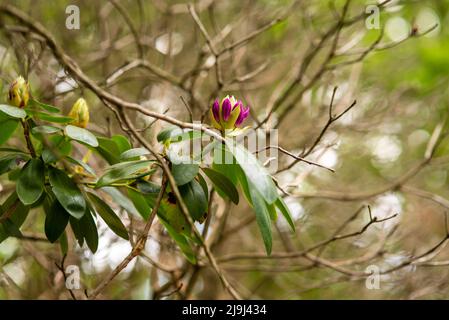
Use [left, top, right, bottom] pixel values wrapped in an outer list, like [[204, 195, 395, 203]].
[[65, 125, 99, 147], [202, 167, 239, 204], [111, 135, 131, 153], [79, 208, 98, 253], [30, 99, 60, 113], [41, 135, 72, 163], [180, 179, 208, 222], [31, 125, 61, 135], [96, 160, 154, 188], [249, 187, 272, 254], [0, 154, 27, 175], [160, 219, 196, 264], [136, 180, 161, 194], [226, 139, 278, 204], [0, 104, 26, 119], [48, 167, 86, 219], [101, 187, 139, 217], [16, 159, 45, 206], [70, 216, 84, 247], [157, 126, 183, 143], [0, 192, 30, 243], [59, 231, 68, 255], [87, 192, 129, 240], [66, 156, 96, 176], [44, 199, 69, 243], [171, 163, 199, 186], [34, 112, 73, 123], [0, 118, 18, 145], [96, 136, 120, 164], [120, 148, 150, 160], [128, 188, 152, 220], [275, 197, 296, 232]]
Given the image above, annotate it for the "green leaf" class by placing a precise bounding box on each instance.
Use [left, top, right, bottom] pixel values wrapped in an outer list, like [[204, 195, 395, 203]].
[[0, 104, 26, 119], [171, 163, 199, 186], [30, 99, 60, 113], [16, 159, 45, 206], [180, 179, 208, 222], [41, 135, 72, 164], [87, 192, 129, 240], [96, 160, 154, 188], [128, 188, 152, 220], [197, 173, 209, 201], [31, 125, 61, 135], [0, 147, 28, 154], [275, 197, 296, 232], [44, 198, 70, 243], [70, 216, 84, 247], [225, 139, 278, 204], [66, 156, 96, 176], [96, 136, 121, 164], [101, 187, 139, 217], [157, 126, 183, 143], [33, 112, 73, 123], [0, 118, 18, 145], [170, 130, 202, 143], [159, 219, 196, 264], [65, 125, 99, 147], [2, 219, 23, 238], [249, 187, 272, 255], [79, 208, 98, 253], [0, 192, 30, 243], [59, 232, 68, 255], [111, 135, 132, 154], [202, 167, 239, 204], [120, 148, 150, 161], [0, 154, 27, 175], [48, 167, 86, 219], [136, 180, 161, 194]]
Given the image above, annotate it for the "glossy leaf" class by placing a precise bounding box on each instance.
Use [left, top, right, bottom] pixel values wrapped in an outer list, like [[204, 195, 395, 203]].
[[0, 154, 27, 175], [65, 125, 99, 147], [0, 192, 30, 243], [34, 112, 73, 123], [30, 99, 60, 113], [31, 125, 61, 135], [44, 199, 69, 243], [48, 167, 86, 219], [96, 160, 154, 188], [128, 188, 152, 219], [79, 208, 99, 253], [0, 104, 26, 119], [111, 135, 132, 154], [249, 187, 272, 255], [87, 192, 129, 240], [16, 159, 45, 206], [171, 163, 199, 186], [120, 148, 150, 160], [0, 117, 18, 145], [275, 197, 296, 232], [202, 167, 239, 204], [226, 139, 278, 204], [180, 179, 208, 222]]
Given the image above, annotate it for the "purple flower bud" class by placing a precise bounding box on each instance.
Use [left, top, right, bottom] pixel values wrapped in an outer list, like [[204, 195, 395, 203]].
[[233, 100, 242, 110], [212, 99, 220, 122], [222, 98, 232, 121], [235, 105, 250, 126]]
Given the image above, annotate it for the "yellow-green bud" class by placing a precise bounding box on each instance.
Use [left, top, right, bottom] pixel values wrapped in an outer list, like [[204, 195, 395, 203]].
[[68, 98, 90, 128], [8, 76, 29, 108]]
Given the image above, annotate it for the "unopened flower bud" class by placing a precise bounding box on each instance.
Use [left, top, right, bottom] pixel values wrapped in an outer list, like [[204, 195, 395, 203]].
[[68, 98, 90, 128], [209, 95, 250, 131], [8, 76, 29, 108]]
